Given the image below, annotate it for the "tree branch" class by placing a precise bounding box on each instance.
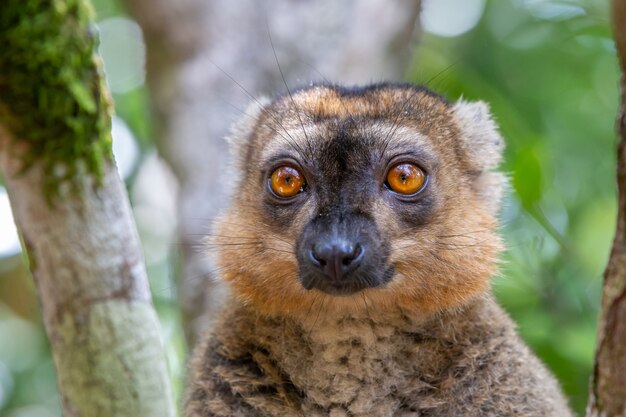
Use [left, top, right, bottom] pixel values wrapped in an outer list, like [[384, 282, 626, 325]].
[[0, 2, 176, 416], [587, 0, 626, 415]]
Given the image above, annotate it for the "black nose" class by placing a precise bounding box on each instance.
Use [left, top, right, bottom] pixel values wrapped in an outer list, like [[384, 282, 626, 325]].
[[308, 241, 364, 281]]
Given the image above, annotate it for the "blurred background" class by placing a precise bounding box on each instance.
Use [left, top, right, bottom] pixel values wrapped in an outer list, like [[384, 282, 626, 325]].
[[0, 0, 617, 415]]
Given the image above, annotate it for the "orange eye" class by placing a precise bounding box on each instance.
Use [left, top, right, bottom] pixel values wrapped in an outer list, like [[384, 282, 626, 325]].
[[269, 166, 305, 198], [386, 163, 426, 195]]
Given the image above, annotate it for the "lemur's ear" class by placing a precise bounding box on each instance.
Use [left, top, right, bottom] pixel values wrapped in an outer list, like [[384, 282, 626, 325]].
[[226, 97, 271, 170], [452, 100, 504, 171], [452, 99, 507, 213]]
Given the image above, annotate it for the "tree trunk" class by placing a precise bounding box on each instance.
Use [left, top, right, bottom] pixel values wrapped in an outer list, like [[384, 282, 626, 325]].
[[587, 0, 626, 416], [0, 2, 176, 416], [122, 0, 423, 346]]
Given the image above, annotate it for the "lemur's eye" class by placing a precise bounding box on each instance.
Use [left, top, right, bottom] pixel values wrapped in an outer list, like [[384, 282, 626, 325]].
[[386, 163, 426, 195], [269, 166, 306, 198]]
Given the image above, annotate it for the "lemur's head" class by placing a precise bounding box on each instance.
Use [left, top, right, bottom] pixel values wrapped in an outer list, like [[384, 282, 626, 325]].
[[210, 83, 505, 317]]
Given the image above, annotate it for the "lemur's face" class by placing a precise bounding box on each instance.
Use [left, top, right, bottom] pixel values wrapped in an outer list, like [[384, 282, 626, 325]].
[[211, 84, 505, 317]]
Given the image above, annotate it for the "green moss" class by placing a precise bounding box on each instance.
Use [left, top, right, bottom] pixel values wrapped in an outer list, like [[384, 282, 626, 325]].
[[0, 0, 113, 202]]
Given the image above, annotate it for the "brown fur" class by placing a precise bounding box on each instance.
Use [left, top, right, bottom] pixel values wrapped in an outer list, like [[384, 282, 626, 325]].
[[187, 297, 569, 416], [185, 84, 572, 416]]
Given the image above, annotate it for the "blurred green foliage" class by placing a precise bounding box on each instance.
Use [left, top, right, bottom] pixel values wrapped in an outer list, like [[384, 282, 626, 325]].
[[0, 0, 618, 416]]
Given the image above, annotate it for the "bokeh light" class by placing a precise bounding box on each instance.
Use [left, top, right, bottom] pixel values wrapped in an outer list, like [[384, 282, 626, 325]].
[[421, 0, 486, 37], [0, 189, 20, 258], [97, 17, 146, 93], [111, 116, 140, 179]]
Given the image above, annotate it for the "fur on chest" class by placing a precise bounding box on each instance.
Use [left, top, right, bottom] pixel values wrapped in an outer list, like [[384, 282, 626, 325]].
[[270, 317, 449, 416], [187, 299, 571, 417], [196, 306, 492, 417]]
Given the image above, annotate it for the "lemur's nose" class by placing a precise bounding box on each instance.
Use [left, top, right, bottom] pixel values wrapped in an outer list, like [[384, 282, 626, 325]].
[[308, 241, 364, 280]]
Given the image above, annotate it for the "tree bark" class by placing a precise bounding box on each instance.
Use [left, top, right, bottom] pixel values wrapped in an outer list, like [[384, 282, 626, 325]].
[[122, 0, 423, 346], [0, 2, 176, 416], [587, 1, 626, 416]]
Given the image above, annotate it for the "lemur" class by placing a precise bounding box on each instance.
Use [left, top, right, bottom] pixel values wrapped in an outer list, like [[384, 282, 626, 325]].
[[184, 83, 572, 417]]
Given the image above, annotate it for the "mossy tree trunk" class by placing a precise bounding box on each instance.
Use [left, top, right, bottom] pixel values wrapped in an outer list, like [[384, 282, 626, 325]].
[[0, 2, 176, 416], [122, 0, 423, 346], [587, 0, 626, 416]]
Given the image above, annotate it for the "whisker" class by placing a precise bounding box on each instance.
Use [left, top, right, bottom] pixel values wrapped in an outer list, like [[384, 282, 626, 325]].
[[267, 26, 315, 158], [427, 249, 464, 272], [202, 235, 260, 241], [206, 58, 267, 116], [377, 87, 423, 160], [307, 292, 325, 340], [304, 290, 320, 327], [202, 241, 261, 247], [394, 240, 490, 252], [423, 62, 459, 89], [203, 243, 294, 256], [152, 256, 248, 294], [296, 57, 333, 85], [212, 220, 296, 248], [361, 291, 372, 321], [436, 229, 492, 239], [261, 247, 295, 255], [377, 63, 461, 160], [206, 57, 308, 159], [225, 96, 312, 155], [393, 225, 492, 242], [296, 57, 357, 130]]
